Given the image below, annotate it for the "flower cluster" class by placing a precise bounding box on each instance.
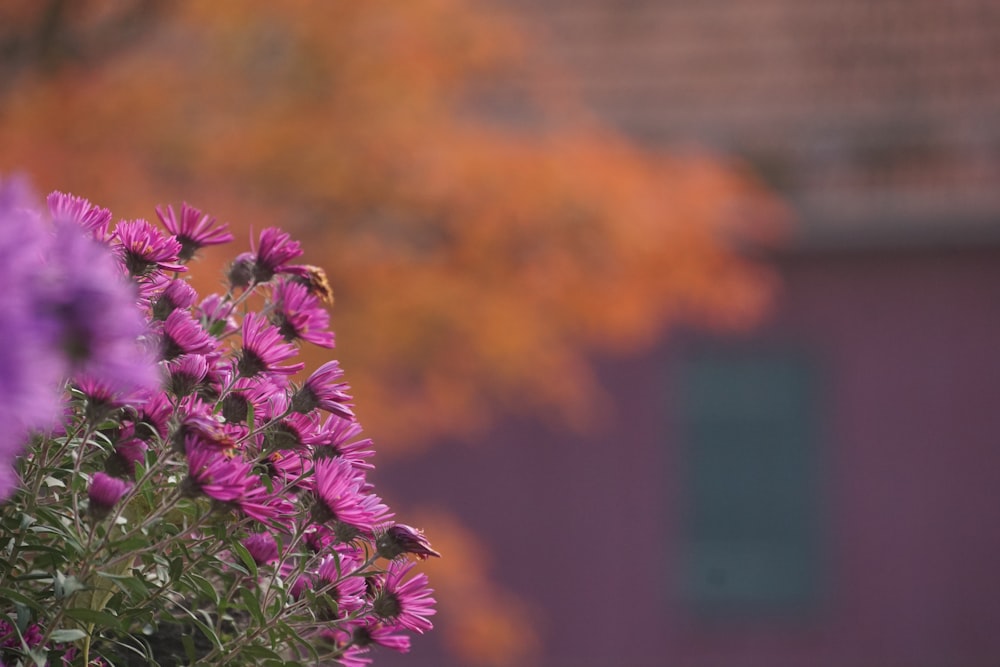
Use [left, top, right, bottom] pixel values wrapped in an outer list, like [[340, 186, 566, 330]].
[[0, 181, 438, 667]]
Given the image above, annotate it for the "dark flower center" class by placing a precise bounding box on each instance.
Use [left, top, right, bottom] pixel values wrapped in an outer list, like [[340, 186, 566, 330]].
[[264, 421, 304, 450], [237, 350, 267, 377], [123, 251, 156, 278], [176, 237, 199, 262], [372, 593, 401, 619], [221, 393, 250, 424], [351, 626, 373, 647]]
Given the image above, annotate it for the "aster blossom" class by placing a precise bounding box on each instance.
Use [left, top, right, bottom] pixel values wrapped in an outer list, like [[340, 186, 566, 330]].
[[376, 524, 441, 561], [292, 360, 354, 420], [251, 226, 304, 282], [47, 190, 112, 241], [270, 278, 336, 348], [0, 182, 436, 666], [88, 472, 132, 519], [312, 457, 389, 536], [238, 312, 305, 377], [113, 218, 186, 277], [371, 559, 437, 634], [156, 202, 234, 261]]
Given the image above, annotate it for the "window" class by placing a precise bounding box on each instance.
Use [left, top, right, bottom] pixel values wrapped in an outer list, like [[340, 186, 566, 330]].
[[674, 347, 824, 616]]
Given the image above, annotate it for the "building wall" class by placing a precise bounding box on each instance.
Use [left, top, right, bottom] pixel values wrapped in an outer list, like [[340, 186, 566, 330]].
[[378, 244, 1000, 667]]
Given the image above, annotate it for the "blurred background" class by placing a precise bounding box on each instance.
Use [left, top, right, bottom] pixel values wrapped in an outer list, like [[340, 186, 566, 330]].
[[2, 1, 1000, 666]]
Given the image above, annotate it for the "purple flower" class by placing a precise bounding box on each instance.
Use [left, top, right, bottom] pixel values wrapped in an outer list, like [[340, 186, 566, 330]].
[[166, 354, 210, 397], [220, 376, 279, 426], [155, 202, 233, 261], [149, 276, 198, 320], [316, 551, 367, 613], [376, 524, 441, 561], [197, 293, 239, 337], [0, 179, 124, 498], [334, 645, 375, 667], [173, 397, 237, 451], [243, 532, 279, 566], [370, 559, 436, 634], [312, 416, 375, 471], [126, 388, 172, 442], [270, 279, 335, 348], [262, 412, 322, 451], [88, 472, 132, 519], [251, 227, 303, 282], [291, 361, 354, 420], [44, 222, 159, 389], [47, 191, 112, 241], [161, 309, 218, 360], [334, 620, 412, 654], [112, 218, 185, 277], [237, 312, 304, 377], [233, 477, 296, 526], [227, 252, 256, 290], [181, 437, 252, 503], [312, 457, 390, 539], [105, 435, 148, 477]]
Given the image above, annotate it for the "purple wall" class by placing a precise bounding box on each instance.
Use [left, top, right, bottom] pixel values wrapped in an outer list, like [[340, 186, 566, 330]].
[[376, 245, 1000, 667]]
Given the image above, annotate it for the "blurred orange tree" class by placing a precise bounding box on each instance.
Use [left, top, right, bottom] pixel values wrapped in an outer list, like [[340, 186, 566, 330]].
[[0, 2, 783, 664], [0, 0, 782, 450]]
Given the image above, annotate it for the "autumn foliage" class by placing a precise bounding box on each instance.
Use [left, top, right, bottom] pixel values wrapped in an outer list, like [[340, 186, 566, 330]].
[[0, 1, 783, 664]]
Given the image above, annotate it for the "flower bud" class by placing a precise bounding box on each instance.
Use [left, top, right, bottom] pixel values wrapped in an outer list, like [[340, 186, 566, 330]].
[[88, 472, 132, 519], [376, 524, 440, 560]]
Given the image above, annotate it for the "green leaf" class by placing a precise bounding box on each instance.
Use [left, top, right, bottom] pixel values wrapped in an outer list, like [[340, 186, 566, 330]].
[[174, 603, 223, 653], [241, 586, 265, 627], [64, 608, 121, 630], [98, 571, 149, 600], [169, 556, 184, 582], [180, 571, 220, 605], [229, 540, 258, 579], [49, 628, 88, 643], [182, 632, 197, 663], [240, 645, 284, 662]]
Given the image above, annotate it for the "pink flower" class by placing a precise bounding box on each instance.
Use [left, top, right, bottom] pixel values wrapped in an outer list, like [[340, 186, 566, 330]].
[[105, 435, 148, 477], [112, 218, 185, 277], [182, 437, 252, 503], [220, 376, 280, 426], [197, 293, 239, 337], [312, 457, 384, 536], [126, 388, 172, 441], [47, 191, 112, 241], [338, 620, 412, 653], [270, 279, 335, 348], [88, 472, 132, 519], [155, 202, 233, 261], [234, 478, 296, 526], [311, 461, 393, 545], [166, 354, 210, 397], [371, 559, 436, 634], [376, 524, 441, 561], [316, 551, 367, 613], [312, 416, 375, 471], [242, 532, 279, 566], [149, 276, 198, 320], [262, 412, 323, 450], [237, 312, 304, 377], [292, 361, 354, 420], [161, 309, 218, 360], [251, 227, 303, 282]]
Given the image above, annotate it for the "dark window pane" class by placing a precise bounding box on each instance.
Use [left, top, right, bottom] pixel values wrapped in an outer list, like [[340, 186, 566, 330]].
[[675, 349, 823, 616]]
